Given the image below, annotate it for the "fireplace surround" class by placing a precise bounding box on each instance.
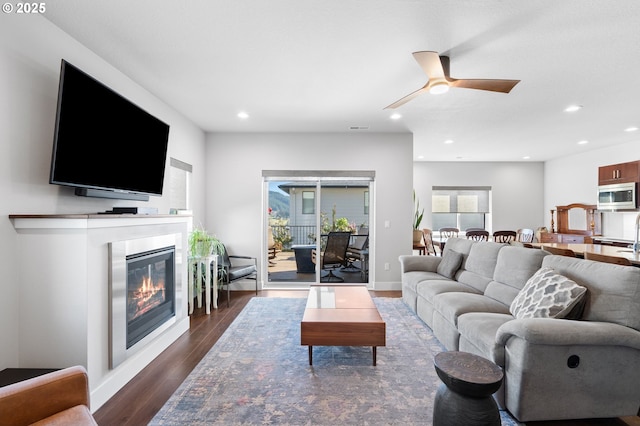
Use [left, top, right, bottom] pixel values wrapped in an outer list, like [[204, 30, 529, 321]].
[[10, 214, 190, 410], [110, 233, 182, 368]]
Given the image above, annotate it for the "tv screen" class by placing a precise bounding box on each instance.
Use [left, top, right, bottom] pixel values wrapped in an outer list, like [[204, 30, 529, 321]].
[[50, 60, 170, 200]]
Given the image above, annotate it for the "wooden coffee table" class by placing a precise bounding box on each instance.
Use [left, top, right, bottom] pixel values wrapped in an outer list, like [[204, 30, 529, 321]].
[[301, 285, 386, 366]]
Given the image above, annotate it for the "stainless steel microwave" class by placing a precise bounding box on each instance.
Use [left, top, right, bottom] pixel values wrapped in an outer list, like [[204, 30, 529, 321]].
[[597, 182, 637, 210]]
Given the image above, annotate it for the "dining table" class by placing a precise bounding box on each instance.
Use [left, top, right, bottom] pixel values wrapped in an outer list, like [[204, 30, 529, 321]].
[[531, 242, 640, 266]]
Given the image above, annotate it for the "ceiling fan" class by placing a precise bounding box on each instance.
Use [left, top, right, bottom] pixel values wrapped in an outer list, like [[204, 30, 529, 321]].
[[385, 51, 520, 109]]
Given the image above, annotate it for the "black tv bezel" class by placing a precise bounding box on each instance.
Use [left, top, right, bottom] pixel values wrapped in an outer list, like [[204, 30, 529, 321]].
[[49, 59, 170, 200]]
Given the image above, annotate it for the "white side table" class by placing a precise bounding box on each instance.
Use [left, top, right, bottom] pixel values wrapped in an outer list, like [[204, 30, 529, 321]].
[[188, 255, 219, 314]]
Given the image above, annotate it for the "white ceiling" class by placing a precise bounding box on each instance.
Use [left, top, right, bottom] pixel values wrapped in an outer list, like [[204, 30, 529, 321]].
[[43, 0, 640, 162]]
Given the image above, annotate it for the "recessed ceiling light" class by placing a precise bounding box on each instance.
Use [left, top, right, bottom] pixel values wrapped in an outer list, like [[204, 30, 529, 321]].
[[444, 139, 454, 144], [237, 111, 249, 119], [564, 105, 583, 112], [577, 140, 589, 145], [625, 126, 638, 132], [522, 156, 531, 160], [417, 155, 425, 160], [390, 113, 402, 120]]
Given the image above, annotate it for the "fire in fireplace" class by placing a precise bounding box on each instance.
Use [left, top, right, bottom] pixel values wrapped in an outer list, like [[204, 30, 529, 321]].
[[110, 233, 182, 369], [126, 247, 175, 348]]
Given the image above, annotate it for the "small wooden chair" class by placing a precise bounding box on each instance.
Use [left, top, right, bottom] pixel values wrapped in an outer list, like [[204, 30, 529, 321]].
[[493, 230, 517, 243], [439, 228, 459, 238], [422, 228, 440, 256], [543, 246, 576, 257], [466, 229, 489, 241], [584, 251, 632, 266], [516, 228, 535, 243]]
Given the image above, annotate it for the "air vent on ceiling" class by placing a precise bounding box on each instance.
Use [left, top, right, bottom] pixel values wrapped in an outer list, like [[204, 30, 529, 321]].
[[349, 126, 369, 131]]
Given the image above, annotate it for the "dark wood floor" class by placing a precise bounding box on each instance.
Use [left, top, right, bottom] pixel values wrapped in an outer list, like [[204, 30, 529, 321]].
[[94, 290, 639, 426]]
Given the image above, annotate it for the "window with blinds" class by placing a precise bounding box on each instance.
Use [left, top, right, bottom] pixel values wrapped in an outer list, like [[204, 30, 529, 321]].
[[431, 186, 491, 232]]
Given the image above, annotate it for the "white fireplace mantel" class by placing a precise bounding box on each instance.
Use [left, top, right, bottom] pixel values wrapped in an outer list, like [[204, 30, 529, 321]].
[[10, 214, 192, 411]]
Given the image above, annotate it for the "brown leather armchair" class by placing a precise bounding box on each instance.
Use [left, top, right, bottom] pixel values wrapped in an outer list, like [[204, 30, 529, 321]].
[[0, 365, 97, 425]]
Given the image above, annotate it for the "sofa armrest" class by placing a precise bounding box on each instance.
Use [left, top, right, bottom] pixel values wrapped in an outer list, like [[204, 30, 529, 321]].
[[398, 255, 441, 273], [496, 318, 640, 349], [0, 365, 96, 426]]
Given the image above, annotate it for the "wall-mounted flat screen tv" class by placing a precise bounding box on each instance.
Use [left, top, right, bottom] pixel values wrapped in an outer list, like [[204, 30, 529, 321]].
[[49, 60, 170, 201]]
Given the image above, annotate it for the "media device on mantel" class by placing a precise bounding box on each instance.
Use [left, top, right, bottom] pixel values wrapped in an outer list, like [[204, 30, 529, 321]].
[[49, 60, 170, 202]]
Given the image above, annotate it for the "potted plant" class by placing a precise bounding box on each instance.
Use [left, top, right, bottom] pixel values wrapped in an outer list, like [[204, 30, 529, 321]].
[[188, 226, 224, 258], [413, 190, 424, 244], [188, 226, 226, 288]]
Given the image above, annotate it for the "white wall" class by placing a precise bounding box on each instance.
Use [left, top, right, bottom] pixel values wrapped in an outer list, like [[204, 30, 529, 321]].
[[0, 15, 206, 370], [545, 141, 640, 240], [204, 132, 413, 289], [413, 162, 545, 233]]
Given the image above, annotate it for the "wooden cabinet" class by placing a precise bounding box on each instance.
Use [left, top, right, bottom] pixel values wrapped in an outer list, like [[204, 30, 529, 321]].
[[539, 233, 592, 243], [543, 203, 601, 244], [598, 160, 640, 185]]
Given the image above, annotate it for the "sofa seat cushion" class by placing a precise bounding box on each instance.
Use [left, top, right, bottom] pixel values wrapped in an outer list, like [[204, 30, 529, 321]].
[[31, 405, 97, 426], [403, 271, 450, 294], [458, 312, 514, 366], [509, 266, 587, 319], [416, 279, 481, 301], [433, 292, 511, 328]]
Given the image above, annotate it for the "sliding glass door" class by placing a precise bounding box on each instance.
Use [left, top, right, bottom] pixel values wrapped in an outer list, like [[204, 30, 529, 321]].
[[263, 171, 373, 288]]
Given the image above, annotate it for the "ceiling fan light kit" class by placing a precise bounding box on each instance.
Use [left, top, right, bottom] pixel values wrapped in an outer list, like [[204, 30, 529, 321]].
[[429, 81, 449, 95], [385, 51, 520, 109]]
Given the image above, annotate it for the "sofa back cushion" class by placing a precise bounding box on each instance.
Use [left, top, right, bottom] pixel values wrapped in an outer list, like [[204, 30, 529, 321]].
[[455, 240, 505, 292], [542, 255, 640, 331], [484, 246, 549, 307]]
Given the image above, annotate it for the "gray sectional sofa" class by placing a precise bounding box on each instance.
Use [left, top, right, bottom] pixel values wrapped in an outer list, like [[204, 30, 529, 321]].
[[399, 237, 640, 422]]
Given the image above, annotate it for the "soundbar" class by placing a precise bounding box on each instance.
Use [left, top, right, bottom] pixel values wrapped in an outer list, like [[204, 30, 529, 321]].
[[75, 187, 150, 202]]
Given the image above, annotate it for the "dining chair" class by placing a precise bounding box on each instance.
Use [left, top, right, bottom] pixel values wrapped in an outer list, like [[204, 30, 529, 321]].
[[516, 228, 535, 243], [584, 251, 632, 266], [422, 228, 440, 256], [439, 228, 459, 238], [466, 229, 489, 241], [542, 246, 576, 257], [493, 230, 517, 243]]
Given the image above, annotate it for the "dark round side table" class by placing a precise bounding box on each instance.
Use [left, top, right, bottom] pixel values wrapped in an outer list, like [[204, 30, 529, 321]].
[[433, 351, 504, 426]]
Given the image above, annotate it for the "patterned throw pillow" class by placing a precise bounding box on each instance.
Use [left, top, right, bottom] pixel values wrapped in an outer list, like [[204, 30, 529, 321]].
[[510, 267, 587, 319]]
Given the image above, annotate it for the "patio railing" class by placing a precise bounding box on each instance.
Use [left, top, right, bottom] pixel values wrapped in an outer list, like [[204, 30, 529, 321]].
[[271, 225, 316, 250]]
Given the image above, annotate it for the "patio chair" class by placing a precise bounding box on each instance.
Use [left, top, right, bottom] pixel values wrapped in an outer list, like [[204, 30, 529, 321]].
[[214, 244, 257, 307], [267, 226, 278, 264], [344, 230, 369, 278], [312, 231, 351, 282]]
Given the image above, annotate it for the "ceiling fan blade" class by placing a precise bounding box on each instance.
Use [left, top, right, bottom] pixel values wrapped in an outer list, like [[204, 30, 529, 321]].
[[384, 86, 428, 109], [447, 78, 520, 93], [412, 51, 446, 79]]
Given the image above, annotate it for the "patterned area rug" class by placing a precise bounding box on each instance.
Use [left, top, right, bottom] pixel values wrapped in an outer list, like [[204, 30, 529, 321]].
[[151, 297, 522, 425]]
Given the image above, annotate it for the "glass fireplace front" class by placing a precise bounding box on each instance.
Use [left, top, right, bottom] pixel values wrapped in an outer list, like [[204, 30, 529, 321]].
[[126, 246, 175, 348]]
